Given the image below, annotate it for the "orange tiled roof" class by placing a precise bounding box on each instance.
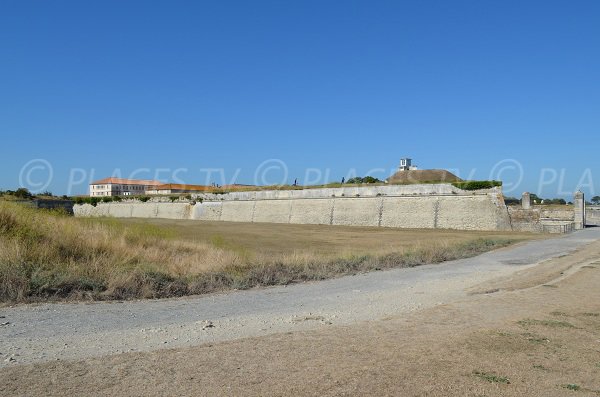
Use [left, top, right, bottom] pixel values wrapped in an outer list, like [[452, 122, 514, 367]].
[[90, 177, 162, 186], [153, 184, 213, 191]]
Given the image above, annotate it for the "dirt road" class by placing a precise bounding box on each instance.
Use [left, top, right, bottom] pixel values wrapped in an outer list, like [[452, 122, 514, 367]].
[[2, 228, 600, 396]]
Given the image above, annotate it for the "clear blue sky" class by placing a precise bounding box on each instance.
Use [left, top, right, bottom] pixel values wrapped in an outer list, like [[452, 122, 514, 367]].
[[1, 1, 598, 198]]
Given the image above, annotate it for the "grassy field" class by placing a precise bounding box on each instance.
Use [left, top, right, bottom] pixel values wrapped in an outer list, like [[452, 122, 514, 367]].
[[122, 218, 539, 258], [0, 201, 540, 302]]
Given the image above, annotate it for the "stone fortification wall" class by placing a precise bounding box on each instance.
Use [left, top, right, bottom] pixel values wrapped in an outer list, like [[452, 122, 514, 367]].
[[540, 208, 575, 221], [508, 202, 578, 234], [587, 206, 600, 226], [15, 199, 74, 214], [193, 183, 463, 202], [74, 185, 511, 231], [507, 208, 543, 233], [75, 202, 192, 220]]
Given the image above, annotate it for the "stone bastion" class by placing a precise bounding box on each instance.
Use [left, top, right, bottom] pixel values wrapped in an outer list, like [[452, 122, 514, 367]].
[[74, 184, 514, 231]]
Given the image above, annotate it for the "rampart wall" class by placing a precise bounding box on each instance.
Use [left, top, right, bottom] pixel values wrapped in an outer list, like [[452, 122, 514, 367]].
[[507, 191, 587, 233], [587, 206, 600, 226], [74, 184, 512, 231]]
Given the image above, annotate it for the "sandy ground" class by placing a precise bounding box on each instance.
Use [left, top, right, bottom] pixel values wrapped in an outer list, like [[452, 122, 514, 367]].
[[1, 229, 600, 396]]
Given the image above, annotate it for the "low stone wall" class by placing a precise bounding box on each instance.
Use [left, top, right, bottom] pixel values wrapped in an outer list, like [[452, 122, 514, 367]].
[[540, 221, 574, 234], [587, 206, 600, 226], [540, 208, 575, 221], [508, 205, 577, 234], [507, 208, 543, 233], [16, 199, 74, 214], [75, 202, 192, 220], [74, 185, 512, 231]]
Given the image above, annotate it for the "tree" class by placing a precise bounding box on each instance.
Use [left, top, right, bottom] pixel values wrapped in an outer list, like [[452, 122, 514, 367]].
[[529, 193, 542, 204], [362, 176, 382, 184], [346, 176, 382, 184], [592, 196, 600, 205], [14, 188, 33, 199], [503, 196, 520, 205]]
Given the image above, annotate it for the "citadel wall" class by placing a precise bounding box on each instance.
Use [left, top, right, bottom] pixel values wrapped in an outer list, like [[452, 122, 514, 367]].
[[74, 184, 512, 231]]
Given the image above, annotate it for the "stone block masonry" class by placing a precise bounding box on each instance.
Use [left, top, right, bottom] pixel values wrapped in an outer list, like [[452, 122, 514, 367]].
[[332, 198, 381, 227], [573, 191, 586, 230], [379, 197, 436, 229], [220, 201, 254, 223], [289, 198, 334, 225], [74, 184, 514, 231], [252, 199, 292, 224], [507, 191, 585, 233], [586, 206, 600, 226]]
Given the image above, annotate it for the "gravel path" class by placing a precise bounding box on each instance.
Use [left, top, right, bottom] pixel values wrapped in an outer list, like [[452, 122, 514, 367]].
[[2, 228, 599, 367]]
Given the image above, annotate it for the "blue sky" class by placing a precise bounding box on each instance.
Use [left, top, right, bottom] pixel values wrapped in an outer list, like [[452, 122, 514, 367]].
[[1, 1, 598, 198]]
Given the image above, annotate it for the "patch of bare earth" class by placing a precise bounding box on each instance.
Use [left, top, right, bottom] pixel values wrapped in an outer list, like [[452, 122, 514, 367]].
[[2, 242, 600, 396]]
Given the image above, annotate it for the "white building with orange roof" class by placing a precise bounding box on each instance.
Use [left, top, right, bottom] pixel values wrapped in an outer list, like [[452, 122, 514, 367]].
[[89, 177, 162, 197]]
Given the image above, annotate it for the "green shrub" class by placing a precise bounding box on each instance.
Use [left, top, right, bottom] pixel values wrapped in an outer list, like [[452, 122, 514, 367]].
[[529, 194, 569, 205], [14, 188, 33, 199], [452, 180, 502, 190], [543, 198, 567, 205], [504, 196, 520, 205], [346, 176, 382, 184], [112, 195, 122, 202], [74, 197, 104, 206], [139, 196, 150, 202]]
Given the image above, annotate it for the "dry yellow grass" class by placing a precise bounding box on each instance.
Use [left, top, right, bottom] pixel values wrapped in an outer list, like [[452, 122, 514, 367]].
[[0, 201, 537, 302], [123, 218, 538, 258]]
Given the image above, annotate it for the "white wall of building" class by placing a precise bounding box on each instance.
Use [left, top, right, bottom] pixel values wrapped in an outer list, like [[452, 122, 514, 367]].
[[90, 183, 152, 197]]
